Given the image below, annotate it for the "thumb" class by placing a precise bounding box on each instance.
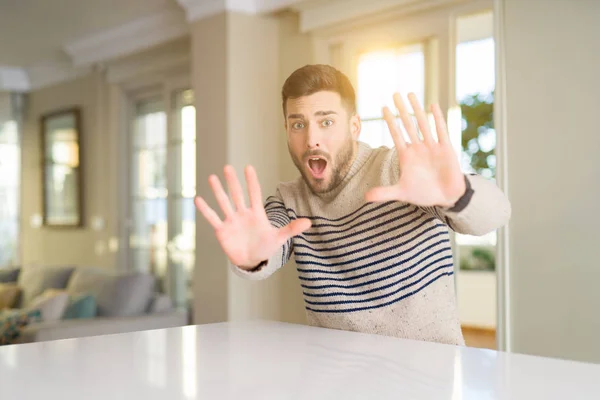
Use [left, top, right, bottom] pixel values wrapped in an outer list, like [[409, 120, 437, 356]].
[[278, 218, 312, 242], [365, 185, 406, 203]]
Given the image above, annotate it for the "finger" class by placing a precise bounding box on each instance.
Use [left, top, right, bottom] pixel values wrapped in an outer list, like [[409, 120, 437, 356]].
[[383, 106, 406, 150], [365, 186, 406, 203], [393, 93, 420, 144], [277, 218, 311, 242], [224, 165, 247, 211], [194, 196, 223, 229], [408, 93, 434, 146], [208, 174, 235, 219], [431, 103, 450, 146], [245, 165, 264, 210]]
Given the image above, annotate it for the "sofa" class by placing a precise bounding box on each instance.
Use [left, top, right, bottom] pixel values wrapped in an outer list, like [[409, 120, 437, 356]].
[[0, 265, 188, 344]]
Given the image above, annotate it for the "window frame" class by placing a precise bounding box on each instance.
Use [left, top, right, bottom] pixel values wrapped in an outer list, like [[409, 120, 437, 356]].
[[118, 73, 194, 308]]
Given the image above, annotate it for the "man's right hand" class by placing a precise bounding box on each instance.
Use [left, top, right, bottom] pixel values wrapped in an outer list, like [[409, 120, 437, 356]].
[[195, 165, 311, 271]]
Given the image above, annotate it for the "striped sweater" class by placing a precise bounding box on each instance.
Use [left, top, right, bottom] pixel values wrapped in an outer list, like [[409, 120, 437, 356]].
[[234, 141, 511, 345]]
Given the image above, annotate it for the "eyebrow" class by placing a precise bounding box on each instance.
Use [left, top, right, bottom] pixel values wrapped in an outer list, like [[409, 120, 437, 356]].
[[287, 110, 338, 119]]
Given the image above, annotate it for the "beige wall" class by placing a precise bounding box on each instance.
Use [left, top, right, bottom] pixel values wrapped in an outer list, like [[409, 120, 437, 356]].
[[191, 13, 230, 324], [276, 12, 314, 325], [226, 12, 283, 322], [191, 11, 304, 324], [21, 73, 118, 269], [502, 0, 600, 363], [457, 271, 496, 328]]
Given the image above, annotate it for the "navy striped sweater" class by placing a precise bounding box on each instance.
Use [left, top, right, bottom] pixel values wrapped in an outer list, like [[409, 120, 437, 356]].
[[234, 142, 511, 345]]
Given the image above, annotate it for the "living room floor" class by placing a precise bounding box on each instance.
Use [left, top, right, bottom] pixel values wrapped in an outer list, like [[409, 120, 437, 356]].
[[462, 326, 496, 350]]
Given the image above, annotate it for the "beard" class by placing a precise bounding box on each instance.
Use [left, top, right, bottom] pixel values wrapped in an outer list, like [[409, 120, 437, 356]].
[[289, 136, 356, 195]]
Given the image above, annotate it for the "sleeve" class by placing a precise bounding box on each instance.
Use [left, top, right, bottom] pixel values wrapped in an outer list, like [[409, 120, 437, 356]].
[[229, 189, 295, 280], [389, 149, 511, 236], [418, 173, 512, 236]]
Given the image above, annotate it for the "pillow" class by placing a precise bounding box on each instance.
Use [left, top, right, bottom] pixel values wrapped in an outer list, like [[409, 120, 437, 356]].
[[0, 309, 42, 346], [17, 266, 75, 307], [63, 294, 97, 319], [27, 290, 69, 322], [147, 293, 173, 314], [0, 283, 21, 310], [68, 268, 155, 317], [0, 268, 20, 283]]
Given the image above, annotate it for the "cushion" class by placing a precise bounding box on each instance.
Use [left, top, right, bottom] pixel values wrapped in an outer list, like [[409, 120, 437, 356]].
[[0, 309, 42, 345], [63, 294, 97, 319], [17, 265, 76, 307], [67, 267, 155, 317], [147, 293, 173, 314], [0, 283, 21, 310], [0, 268, 20, 283], [27, 290, 70, 321]]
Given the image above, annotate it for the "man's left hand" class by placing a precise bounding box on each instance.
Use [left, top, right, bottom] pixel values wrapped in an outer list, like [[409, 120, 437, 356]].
[[365, 92, 466, 208]]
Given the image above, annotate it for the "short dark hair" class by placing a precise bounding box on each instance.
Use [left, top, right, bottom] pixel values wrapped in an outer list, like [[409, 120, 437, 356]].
[[281, 64, 356, 116]]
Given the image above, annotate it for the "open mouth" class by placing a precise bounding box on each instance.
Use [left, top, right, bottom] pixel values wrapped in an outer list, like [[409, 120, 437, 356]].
[[307, 157, 327, 179]]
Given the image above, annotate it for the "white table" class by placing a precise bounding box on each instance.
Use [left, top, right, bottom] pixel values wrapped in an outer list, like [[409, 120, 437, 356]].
[[1, 320, 599, 399]]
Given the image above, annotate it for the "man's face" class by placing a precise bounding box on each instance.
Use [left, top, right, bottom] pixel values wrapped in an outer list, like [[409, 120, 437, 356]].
[[285, 91, 361, 194]]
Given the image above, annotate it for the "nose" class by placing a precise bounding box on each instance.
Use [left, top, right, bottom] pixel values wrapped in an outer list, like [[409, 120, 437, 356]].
[[306, 124, 321, 149]]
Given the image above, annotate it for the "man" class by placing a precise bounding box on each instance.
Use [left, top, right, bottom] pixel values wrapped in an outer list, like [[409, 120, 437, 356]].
[[195, 64, 510, 345]]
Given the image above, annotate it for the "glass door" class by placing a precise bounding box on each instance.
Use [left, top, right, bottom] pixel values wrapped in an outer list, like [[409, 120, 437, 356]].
[[130, 97, 168, 284], [167, 89, 196, 308], [128, 87, 196, 309]]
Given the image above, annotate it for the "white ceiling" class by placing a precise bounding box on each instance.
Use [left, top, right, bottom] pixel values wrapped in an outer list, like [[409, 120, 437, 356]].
[[0, 0, 179, 67]]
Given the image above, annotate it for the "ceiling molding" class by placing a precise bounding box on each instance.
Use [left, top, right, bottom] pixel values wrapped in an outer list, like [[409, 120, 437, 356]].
[[254, 0, 307, 13], [177, 0, 225, 22], [26, 61, 92, 91], [297, 0, 467, 32], [63, 9, 189, 67], [177, 0, 258, 21], [0, 66, 30, 92], [176, 0, 308, 21]]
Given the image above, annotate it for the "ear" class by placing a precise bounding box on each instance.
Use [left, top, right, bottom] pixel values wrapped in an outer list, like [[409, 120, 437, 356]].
[[350, 114, 361, 140]]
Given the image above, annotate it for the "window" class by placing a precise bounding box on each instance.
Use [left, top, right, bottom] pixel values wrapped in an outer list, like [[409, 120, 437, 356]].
[[351, 11, 496, 257], [128, 88, 195, 308], [454, 11, 497, 254], [167, 89, 196, 308], [357, 43, 425, 148], [130, 97, 168, 282], [0, 97, 20, 268]]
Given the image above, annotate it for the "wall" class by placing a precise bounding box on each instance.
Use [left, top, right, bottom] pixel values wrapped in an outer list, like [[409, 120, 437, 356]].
[[191, 13, 230, 324], [502, 0, 600, 363], [276, 12, 314, 325], [191, 11, 291, 324], [457, 271, 496, 328], [226, 12, 283, 322], [21, 73, 118, 269]]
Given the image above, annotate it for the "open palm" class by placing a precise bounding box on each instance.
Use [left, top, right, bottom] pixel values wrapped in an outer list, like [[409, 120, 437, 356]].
[[195, 165, 311, 270], [365, 93, 466, 208]]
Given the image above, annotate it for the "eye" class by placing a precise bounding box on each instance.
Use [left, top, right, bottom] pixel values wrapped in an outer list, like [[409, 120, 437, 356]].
[[292, 121, 305, 130], [321, 119, 334, 127]]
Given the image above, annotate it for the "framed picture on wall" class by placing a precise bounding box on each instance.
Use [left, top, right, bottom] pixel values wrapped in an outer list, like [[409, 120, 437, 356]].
[[40, 107, 83, 227]]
